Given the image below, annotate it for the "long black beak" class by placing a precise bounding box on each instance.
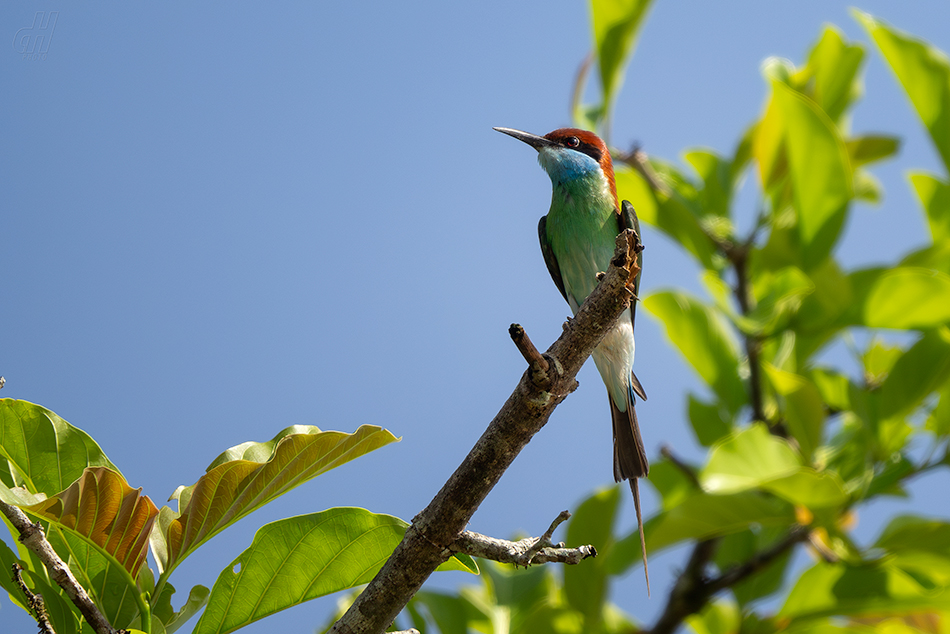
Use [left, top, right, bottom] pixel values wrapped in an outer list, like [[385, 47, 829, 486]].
[[493, 127, 556, 151]]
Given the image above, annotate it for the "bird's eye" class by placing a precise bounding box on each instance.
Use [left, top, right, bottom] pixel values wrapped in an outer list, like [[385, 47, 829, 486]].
[[565, 136, 580, 148]]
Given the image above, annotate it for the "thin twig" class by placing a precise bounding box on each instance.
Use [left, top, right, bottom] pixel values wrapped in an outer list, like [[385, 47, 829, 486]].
[[509, 323, 550, 375], [13, 563, 56, 634], [0, 500, 116, 634]]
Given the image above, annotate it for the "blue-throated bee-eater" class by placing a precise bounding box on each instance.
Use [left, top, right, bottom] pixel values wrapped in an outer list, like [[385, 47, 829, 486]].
[[495, 126, 650, 589]]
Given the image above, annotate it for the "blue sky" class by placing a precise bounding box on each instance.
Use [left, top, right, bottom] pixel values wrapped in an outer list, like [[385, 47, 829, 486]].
[[3, 1, 950, 631]]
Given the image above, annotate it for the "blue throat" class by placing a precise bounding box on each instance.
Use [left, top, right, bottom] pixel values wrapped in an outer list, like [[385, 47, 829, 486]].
[[538, 147, 602, 186]]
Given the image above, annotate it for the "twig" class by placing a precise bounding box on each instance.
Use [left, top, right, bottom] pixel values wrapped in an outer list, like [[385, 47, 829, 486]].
[[13, 563, 56, 634], [509, 323, 550, 382], [0, 500, 116, 634], [328, 231, 641, 634], [449, 511, 595, 566]]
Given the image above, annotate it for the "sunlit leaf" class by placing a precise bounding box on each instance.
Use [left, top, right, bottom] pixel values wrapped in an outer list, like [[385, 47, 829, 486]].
[[926, 387, 950, 437], [45, 525, 144, 629], [809, 368, 850, 412], [643, 291, 745, 413], [857, 11, 950, 172], [763, 365, 825, 459], [780, 559, 950, 622], [772, 81, 853, 267], [802, 26, 866, 122], [909, 172, 950, 243], [194, 508, 408, 634], [615, 165, 718, 268], [23, 467, 157, 579], [701, 424, 800, 493], [862, 268, 950, 329], [0, 399, 119, 496], [686, 598, 739, 634], [564, 487, 619, 627], [590, 0, 655, 116], [685, 149, 732, 218], [875, 515, 950, 555], [878, 328, 950, 420], [154, 424, 399, 573], [745, 266, 815, 335]]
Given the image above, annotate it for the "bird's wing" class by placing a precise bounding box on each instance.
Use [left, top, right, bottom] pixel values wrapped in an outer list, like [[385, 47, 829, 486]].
[[538, 215, 568, 303], [619, 200, 647, 401]]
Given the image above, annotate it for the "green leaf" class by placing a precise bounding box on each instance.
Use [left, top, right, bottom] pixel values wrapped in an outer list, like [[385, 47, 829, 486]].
[[926, 387, 950, 437], [780, 559, 950, 622], [643, 291, 746, 413], [772, 81, 853, 267], [0, 399, 120, 496], [688, 394, 732, 447], [411, 591, 472, 634], [763, 364, 826, 459], [700, 424, 801, 493], [847, 135, 900, 167], [745, 266, 815, 335], [45, 525, 144, 629], [762, 470, 848, 508], [875, 515, 950, 555], [862, 268, 950, 329], [564, 487, 619, 628], [615, 166, 717, 268], [153, 424, 398, 573], [794, 258, 852, 334], [685, 599, 739, 634], [909, 172, 950, 243], [0, 545, 82, 634], [684, 149, 732, 218], [809, 368, 850, 411], [150, 581, 209, 634], [878, 327, 950, 419], [646, 458, 698, 511], [194, 508, 407, 634], [608, 490, 795, 573], [857, 11, 950, 172], [590, 0, 655, 116], [802, 26, 866, 122]]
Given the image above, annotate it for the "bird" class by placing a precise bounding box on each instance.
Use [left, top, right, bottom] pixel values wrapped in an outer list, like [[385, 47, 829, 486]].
[[494, 126, 650, 591]]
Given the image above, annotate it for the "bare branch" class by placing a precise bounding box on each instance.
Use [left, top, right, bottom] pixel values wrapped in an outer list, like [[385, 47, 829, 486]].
[[449, 511, 596, 566], [0, 500, 116, 634], [328, 231, 641, 634]]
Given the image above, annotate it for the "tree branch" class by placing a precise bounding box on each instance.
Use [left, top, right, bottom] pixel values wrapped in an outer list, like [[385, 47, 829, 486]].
[[449, 510, 596, 566], [328, 231, 642, 634], [0, 500, 117, 634]]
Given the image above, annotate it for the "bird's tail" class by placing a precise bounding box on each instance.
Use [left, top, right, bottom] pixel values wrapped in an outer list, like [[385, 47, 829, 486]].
[[611, 383, 650, 594]]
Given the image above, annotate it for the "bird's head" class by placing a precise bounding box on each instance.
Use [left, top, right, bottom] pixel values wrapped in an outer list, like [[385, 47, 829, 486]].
[[494, 127, 617, 205]]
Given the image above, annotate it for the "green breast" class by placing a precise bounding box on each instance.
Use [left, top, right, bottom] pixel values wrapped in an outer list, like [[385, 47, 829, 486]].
[[545, 179, 618, 312]]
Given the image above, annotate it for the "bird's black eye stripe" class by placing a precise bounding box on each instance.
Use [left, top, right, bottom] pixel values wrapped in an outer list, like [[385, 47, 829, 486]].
[[572, 140, 602, 163]]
